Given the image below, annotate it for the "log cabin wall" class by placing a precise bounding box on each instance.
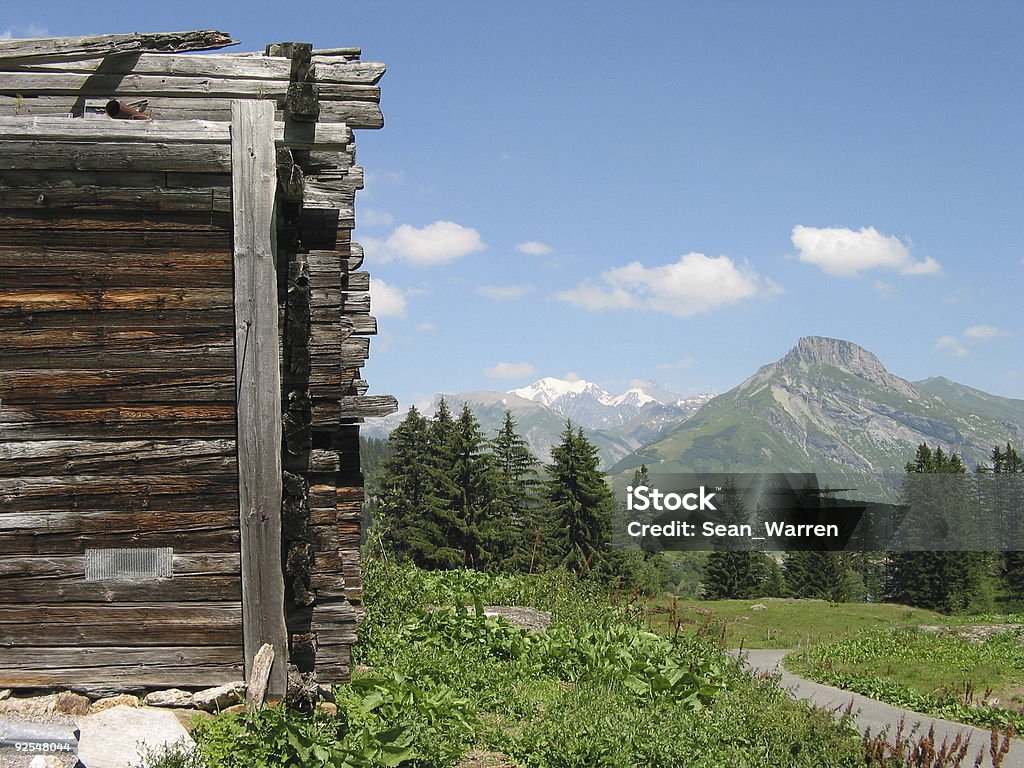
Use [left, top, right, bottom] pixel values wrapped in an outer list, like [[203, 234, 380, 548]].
[[0, 31, 395, 695]]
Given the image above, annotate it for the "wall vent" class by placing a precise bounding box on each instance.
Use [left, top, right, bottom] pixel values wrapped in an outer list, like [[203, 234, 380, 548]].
[[85, 547, 174, 582]]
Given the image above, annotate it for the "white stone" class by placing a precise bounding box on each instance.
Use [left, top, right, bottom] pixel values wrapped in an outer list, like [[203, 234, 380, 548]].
[[192, 681, 245, 712], [75, 705, 194, 768], [143, 689, 194, 708]]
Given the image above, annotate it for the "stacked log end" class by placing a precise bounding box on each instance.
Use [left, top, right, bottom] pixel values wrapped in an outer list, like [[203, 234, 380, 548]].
[[0, 30, 395, 694]]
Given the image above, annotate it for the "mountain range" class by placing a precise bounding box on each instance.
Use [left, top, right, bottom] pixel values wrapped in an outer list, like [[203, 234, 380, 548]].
[[365, 336, 1024, 500], [608, 336, 1024, 500], [363, 379, 713, 469]]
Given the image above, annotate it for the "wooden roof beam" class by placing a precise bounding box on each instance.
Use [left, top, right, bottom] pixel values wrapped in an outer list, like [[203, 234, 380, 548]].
[[0, 30, 237, 66]]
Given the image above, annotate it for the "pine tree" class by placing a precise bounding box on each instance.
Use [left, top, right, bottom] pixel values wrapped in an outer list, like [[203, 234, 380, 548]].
[[982, 444, 1024, 604], [783, 550, 855, 601], [491, 410, 545, 570], [702, 478, 776, 599], [544, 422, 614, 574], [887, 444, 990, 613], [377, 407, 438, 564]]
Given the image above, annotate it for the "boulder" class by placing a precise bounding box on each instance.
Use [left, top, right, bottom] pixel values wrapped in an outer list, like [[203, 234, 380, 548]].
[[89, 694, 140, 714], [143, 688, 194, 708], [0, 691, 91, 718], [192, 681, 245, 712], [76, 705, 194, 768]]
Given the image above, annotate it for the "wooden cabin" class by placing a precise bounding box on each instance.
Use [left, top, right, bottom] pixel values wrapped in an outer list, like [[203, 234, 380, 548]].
[[0, 30, 396, 697]]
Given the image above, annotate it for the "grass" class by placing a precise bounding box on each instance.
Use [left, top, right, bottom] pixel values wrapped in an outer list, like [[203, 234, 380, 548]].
[[146, 565, 876, 768], [787, 627, 1024, 731], [144, 569, 1021, 767], [643, 595, 947, 649]]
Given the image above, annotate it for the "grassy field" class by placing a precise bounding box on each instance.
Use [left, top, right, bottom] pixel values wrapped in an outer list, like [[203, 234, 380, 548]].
[[787, 627, 1024, 730], [643, 595, 947, 649]]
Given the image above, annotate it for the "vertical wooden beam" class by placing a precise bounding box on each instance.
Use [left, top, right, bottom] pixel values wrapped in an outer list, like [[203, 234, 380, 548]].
[[231, 99, 288, 699]]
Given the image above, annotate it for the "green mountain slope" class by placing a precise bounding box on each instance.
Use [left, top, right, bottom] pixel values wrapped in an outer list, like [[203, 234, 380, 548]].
[[610, 337, 1024, 500]]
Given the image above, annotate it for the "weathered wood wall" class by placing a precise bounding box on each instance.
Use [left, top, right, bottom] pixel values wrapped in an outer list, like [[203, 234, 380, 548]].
[[0, 31, 395, 694]]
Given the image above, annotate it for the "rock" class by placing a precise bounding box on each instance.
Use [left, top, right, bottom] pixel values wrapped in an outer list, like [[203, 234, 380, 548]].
[[172, 708, 213, 734], [220, 703, 246, 716], [0, 691, 91, 718], [192, 681, 245, 712], [750, 603, 768, 611], [76, 705, 194, 768], [143, 689, 194, 708], [482, 606, 552, 632], [316, 701, 338, 716], [28, 757, 66, 768], [89, 694, 140, 714], [0, 689, 11, 701]]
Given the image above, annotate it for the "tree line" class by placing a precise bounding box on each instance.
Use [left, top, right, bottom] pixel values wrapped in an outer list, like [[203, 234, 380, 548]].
[[368, 401, 1024, 613], [702, 442, 1024, 613], [371, 400, 661, 589]]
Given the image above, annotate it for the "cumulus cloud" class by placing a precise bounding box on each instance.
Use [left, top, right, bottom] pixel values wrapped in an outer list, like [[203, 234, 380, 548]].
[[365, 220, 485, 266], [517, 241, 555, 256], [476, 284, 535, 301], [556, 252, 779, 318], [484, 361, 537, 379], [792, 225, 940, 277], [934, 336, 968, 358], [370, 278, 407, 317], [963, 325, 1010, 339]]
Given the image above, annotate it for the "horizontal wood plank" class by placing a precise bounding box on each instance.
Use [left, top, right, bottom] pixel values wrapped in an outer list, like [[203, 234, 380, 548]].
[[0, 438, 236, 475], [0, 371, 236, 404], [0, 404, 236, 440]]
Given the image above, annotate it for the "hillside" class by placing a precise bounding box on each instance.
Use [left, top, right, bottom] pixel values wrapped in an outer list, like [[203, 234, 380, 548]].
[[609, 336, 1024, 500]]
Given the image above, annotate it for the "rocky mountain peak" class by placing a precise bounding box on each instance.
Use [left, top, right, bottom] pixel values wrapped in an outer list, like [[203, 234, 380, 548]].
[[766, 336, 917, 398]]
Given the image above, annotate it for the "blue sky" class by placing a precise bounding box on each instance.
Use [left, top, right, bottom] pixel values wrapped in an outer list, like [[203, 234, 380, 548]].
[[6, 2, 1023, 407]]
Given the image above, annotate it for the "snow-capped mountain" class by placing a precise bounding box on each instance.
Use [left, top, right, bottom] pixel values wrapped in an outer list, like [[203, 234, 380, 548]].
[[361, 377, 716, 469], [508, 377, 714, 433]]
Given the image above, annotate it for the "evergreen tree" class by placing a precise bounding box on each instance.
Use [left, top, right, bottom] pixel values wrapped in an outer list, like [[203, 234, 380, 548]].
[[544, 422, 614, 574], [491, 410, 545, 570], [887, 444, 991, 613], [702, 478, 777, 599], [377, 407, 439, 564], [981, 444, 1024, 603], [783, 550, 856, 601]]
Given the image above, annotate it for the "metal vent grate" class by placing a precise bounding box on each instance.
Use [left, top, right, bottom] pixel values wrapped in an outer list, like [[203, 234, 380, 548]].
[[85, 547, 174, 582]]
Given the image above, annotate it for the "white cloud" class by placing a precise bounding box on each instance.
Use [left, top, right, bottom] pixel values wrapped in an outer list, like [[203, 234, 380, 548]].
[[368, 220, 485, 266], [963, 325, 1010, 339], [484, 361, 536, 379], [360, 208, 395, 228], [556, 252, 779, 318], [517, 241, 555, 256], [475, 283, 535, 301], [934, 336, 968, 358], [659, 356, 696, 370], [370, 278, 407, 317], [792, 225, 940, 277], [417, 321, 437, 332]]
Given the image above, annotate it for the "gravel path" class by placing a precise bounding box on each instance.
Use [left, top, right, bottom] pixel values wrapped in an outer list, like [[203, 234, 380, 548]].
[[736, 649, 1024, 768]]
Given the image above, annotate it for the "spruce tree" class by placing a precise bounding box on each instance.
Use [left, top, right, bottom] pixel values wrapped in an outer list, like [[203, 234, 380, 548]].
[[377, 407, 439, 564], [887, 444, 990, 613], [983, 444, 1024, 603], [491, 410, 545, 570], [702, 478, 775, 599], [544, 422, 614, 574]]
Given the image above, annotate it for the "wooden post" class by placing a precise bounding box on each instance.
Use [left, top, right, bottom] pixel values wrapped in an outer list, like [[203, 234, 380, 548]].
[[231, 99, 288, 699]]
